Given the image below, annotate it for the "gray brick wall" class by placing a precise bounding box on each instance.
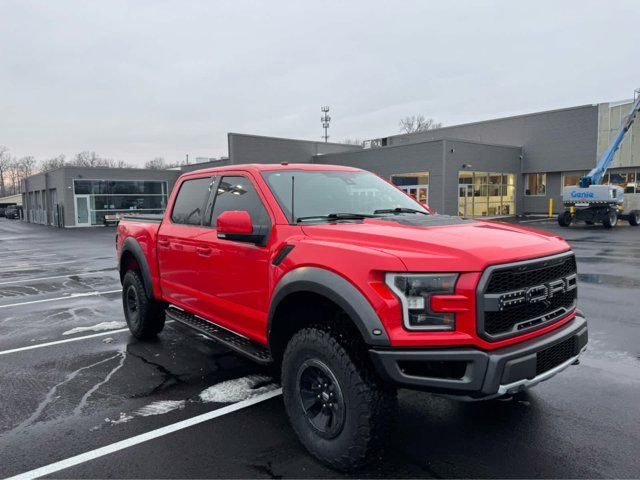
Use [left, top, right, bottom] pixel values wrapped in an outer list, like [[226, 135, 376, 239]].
[[228, 133, 362, 165], [385, 105, 599, 174]]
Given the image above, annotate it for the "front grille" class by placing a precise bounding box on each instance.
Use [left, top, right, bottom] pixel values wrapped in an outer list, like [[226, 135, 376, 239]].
[[486, 255, 577, 293], [478, 253, 578, 340], [536, 336, 577, 375], [485, 289, 576, 335]]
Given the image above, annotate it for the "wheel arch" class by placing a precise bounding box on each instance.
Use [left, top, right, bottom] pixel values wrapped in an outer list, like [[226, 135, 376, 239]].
[[119, 237, 156, 299], [268, 267, 390, 363]]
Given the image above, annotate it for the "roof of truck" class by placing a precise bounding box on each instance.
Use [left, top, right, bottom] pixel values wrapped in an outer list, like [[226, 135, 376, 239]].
[[182, 163, 362, 177]]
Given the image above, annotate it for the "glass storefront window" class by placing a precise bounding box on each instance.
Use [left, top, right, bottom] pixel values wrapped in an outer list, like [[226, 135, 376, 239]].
[[74, 180, 167, 195], [525, 173, 546, 196], [563, 171, 586, 187], [390, 172, 430, 205], [605, 170, 637, 193], [74, 179, 168, 226], [458, 171, 515, 218], [564, 169, 638, 193]]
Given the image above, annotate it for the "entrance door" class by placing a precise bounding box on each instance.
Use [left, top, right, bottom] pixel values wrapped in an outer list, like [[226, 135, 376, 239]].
[[458, 184, 473, 217], [75, 195, 91, 226], [399, 186, 429, 206]]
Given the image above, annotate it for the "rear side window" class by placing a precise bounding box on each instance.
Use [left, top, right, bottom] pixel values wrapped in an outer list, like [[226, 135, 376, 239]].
[[171, 177, 212, 225], [210, 176, 270, 232]]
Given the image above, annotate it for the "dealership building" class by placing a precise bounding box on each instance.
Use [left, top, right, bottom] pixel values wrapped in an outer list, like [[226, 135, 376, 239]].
[[21, 98, 639, 227]]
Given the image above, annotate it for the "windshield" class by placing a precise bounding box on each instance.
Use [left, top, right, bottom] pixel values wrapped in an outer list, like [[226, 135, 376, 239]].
[[261, 170, 429, 223]]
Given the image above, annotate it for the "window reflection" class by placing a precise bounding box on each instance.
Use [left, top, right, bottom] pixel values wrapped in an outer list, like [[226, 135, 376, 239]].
[[73, 179, 168, 225]]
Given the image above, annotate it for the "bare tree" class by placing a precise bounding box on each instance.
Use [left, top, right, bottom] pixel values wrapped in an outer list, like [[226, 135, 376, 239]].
[[144, 157, 167, 169], [67, 151, 132, 169], [8, 157, 21, 195], [398, 115, 442, 134], [0, 146, 9, 196], [69, 151, 106, 167], [40, 155, 66, 172], [110, 159, 132, 168]]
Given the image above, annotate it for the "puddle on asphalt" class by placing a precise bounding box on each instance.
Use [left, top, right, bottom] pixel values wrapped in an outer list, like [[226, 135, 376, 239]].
[[578, 273, 640, 288]]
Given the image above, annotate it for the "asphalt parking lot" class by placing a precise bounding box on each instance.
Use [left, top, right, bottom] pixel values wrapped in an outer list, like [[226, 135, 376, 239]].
[[1, 217, 639, 479]]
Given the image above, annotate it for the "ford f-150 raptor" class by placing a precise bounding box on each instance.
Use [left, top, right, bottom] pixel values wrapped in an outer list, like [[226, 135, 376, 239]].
[[116, 163, 587, 470]]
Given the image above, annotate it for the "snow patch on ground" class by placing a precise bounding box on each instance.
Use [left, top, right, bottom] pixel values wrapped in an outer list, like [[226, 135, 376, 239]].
[[100, 376, 277, 431], [199, 375, 277, 404], [135, 400, 186, 417], [105, 412, 134, 425], [63, 321, 126, 336]]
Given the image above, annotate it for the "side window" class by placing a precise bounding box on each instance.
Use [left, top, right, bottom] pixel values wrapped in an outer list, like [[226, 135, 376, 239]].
[[171, 177, 212, 225], [210, 176, 269, 232]]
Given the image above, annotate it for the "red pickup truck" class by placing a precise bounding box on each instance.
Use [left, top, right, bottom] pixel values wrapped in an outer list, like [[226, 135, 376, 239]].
[[116, 163, 587, 470]]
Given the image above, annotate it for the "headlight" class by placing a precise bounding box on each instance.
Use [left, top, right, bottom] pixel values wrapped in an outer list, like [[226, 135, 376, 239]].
[[385, 273, 458, 331]]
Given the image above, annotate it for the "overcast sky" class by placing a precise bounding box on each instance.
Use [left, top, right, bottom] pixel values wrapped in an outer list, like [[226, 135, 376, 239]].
[[1, 0, 638, 166]]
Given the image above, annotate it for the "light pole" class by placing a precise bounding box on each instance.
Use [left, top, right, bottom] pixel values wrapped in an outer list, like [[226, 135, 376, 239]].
[[321, 106, 331, 142]]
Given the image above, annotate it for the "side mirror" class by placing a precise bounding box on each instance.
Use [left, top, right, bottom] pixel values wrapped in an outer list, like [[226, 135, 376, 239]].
[[217, 210, 253, 235], [217, 210, 265, 244]]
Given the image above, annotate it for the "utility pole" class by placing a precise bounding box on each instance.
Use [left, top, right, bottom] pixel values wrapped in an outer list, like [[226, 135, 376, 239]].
[[321, 106, 331, 142]]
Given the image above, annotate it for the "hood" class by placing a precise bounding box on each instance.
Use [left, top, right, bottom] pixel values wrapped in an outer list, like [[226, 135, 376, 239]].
[[301, 216, 570, 272]]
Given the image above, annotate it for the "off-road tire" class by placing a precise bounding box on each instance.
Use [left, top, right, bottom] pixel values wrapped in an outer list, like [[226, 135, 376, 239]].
[[628, 210, 640, 227], [122, 270, 165, 339], [558, 211, 572, 227], [603, 210, 618, 229], [281, 327, 396, 471]]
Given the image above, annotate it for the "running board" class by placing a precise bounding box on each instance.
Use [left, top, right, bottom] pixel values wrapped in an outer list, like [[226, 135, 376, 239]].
[[166, 307, 272, 364]]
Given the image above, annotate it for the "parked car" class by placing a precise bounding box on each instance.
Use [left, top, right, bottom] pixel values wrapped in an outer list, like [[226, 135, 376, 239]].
[[0, 207, 6, 217], [116, 164, 587, 471], [4, 205, 22, 219]]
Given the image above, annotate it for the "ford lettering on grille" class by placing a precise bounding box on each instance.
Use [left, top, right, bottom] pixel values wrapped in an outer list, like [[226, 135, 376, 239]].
[[477, 252, 578, 340], [491, 274, 577, 311]]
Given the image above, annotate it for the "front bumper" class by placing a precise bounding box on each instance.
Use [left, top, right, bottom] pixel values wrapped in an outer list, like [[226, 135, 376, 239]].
[[369, 314, 588, 400]]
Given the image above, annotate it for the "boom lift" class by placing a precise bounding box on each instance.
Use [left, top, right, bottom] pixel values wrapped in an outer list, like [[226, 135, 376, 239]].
[[560, 89, 640, 228]]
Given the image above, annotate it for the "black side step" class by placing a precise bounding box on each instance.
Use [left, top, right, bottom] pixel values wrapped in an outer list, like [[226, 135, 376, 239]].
[[166, 307, 272, 364]]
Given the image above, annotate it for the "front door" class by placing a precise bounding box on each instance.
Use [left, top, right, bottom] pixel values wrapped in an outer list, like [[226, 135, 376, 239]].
[[196, 174, 273, 343], [75, 195, 91, 226]]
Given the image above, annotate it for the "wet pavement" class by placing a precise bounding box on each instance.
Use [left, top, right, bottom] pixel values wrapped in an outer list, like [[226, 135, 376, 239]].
[[0, 217, 638, 478]]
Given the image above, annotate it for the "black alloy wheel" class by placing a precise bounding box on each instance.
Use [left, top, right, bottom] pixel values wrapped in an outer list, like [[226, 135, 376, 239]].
[[125, 284, 140, 328], [121, 270, 165, 339], [297, 359, 346, 438]]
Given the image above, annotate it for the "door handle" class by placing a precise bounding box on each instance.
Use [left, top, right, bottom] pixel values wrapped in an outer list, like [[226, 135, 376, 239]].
[[158, 239, 170, 248], [196, 246, 212, 257]]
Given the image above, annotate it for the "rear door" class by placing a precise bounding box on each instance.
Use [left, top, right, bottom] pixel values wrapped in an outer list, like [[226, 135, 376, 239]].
[[196, 173, 274, 342], [157, 175, 214, 312]]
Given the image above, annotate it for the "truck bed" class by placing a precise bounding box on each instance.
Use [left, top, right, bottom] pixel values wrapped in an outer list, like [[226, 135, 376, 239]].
[[119, 213, 164, 223]]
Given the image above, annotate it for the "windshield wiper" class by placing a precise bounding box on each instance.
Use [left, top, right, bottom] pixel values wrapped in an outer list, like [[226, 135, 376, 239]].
[[296, 213, 376, 223], [373, 207, 429, 215]]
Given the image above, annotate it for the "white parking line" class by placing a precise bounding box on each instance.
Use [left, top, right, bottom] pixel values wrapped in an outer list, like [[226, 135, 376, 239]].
[[0, 248, 43, 254], [0, 328, 130, 356], [519, 218, 554, 223], [0, 270, 118, 286], [0, 253, 57, 260], [0, 260, 78, 272], [0, 289, 122, 309], [6, 388, 283, 480], [0, 320, 175, 357]]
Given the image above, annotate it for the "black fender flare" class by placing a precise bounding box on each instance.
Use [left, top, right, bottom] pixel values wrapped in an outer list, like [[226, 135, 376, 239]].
[[120, 237, 156, 300], [268, 267, 390, 346]]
